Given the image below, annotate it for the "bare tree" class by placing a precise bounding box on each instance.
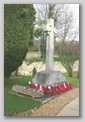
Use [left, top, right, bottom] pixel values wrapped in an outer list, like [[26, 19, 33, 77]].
[[34, 4, 79, 41]]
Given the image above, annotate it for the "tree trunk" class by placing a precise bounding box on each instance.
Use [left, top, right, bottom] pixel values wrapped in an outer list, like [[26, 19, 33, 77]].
[[15, 68, 18, 76], [67, 65, 73, 77]]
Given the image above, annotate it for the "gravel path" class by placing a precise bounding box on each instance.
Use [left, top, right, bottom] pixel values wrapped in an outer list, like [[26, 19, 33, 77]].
[[16, 87, 79, 116]]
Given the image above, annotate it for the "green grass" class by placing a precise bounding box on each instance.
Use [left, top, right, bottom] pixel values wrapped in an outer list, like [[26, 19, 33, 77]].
[[4, 76, 32, 89], [4, 92, 41, 116], [4, 72, 79, 116], [4, 76, 41, 116], [63, 72, 79, 86]]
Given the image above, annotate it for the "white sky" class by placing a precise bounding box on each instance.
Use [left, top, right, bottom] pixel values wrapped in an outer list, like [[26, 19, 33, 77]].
[[69, 4, 79, 40], [69, 4, 79, 25]]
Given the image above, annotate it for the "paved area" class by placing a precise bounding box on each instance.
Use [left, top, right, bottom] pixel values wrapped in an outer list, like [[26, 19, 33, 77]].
[[57, 97, 79, 116]]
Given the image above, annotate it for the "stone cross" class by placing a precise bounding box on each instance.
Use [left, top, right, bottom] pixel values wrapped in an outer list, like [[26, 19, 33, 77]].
[[43, 19, 56, 72]]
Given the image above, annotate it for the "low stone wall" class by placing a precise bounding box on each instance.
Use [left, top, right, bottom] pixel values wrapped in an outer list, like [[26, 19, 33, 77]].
[[11, 60, 79, 76], [73, 60, 79, 71]]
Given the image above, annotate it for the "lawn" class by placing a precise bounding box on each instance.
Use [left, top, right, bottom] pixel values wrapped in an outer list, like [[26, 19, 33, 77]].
[[4, 76, 41, 116], [64, 72, 79, 86], [4, 72, 79, 116]]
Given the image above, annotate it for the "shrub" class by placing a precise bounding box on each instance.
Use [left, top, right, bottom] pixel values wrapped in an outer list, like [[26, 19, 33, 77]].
[[4, 4, 35, 77]]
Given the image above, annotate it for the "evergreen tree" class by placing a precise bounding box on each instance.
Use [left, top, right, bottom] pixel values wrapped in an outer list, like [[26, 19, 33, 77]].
[[4, 4, 35, 77]]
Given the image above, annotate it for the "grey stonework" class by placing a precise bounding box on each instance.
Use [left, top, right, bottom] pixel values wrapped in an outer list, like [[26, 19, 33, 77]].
[[32, 70, 66, 87], [32, 67, 37, 78]]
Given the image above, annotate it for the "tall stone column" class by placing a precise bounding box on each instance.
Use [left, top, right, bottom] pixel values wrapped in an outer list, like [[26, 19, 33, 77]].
[[44, 19, 55, 72], [32, 18, 66, 86]]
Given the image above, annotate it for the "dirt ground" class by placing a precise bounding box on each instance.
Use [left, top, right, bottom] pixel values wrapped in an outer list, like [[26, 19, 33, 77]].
[[16, 86, 79, 116]]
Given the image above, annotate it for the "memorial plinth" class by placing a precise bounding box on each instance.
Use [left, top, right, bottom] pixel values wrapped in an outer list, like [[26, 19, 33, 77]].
[[32, 70, 66, 87]]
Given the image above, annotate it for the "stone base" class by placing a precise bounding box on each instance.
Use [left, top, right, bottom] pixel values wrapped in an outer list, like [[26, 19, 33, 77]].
[[32, 70, 66, 87], [12, 85, 44, 98]]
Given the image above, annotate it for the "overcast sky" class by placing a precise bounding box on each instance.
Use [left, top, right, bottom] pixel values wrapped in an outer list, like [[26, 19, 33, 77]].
[[69, 4, 79, 26], [69, 4, 79, 41]]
